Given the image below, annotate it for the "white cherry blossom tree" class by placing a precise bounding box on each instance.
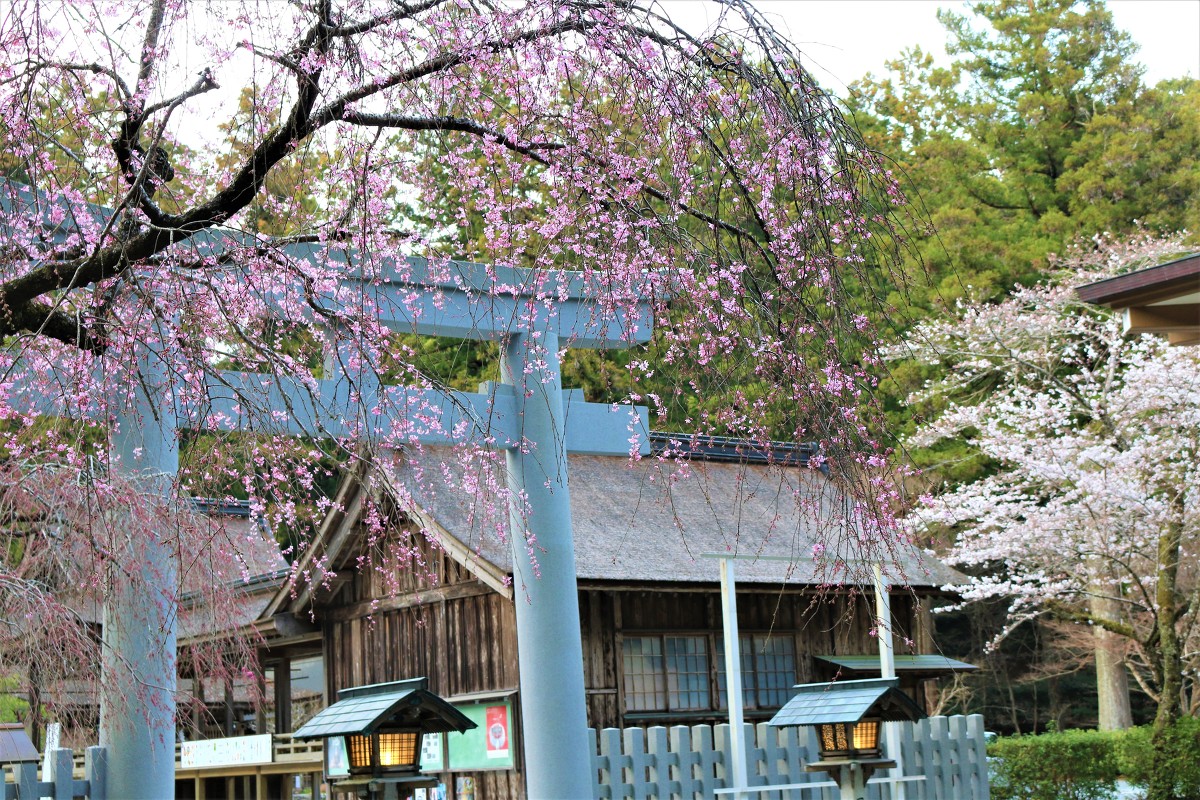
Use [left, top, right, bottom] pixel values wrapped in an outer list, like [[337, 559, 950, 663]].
[[899, 233, 1200, 748]]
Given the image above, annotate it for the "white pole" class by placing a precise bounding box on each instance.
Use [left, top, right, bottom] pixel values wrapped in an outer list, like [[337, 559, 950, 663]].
[[873, 562, 905, 799], [872, 563, 895, 679], [720, 558, 749, 800], [839, 763, 868, 800]]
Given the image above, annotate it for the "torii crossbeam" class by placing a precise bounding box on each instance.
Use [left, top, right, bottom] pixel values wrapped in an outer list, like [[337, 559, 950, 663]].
[[2, 182, 653, 799]]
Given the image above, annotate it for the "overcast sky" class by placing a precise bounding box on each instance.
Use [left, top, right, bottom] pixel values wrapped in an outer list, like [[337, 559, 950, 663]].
[[157, 0, 1199, 149], [664, 0, 1200, 92]]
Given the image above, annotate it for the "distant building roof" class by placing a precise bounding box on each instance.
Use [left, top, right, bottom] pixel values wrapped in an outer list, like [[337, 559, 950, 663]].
[[1077, 253, 1200, 346], [393, 448, 954, 587], [66, 499, 287, 638], [815, 654, 977, 677]]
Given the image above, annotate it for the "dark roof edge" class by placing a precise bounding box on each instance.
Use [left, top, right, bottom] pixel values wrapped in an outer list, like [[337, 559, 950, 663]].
[[1076, 252, 1200, 305], [648, 431, 819, 468], [190, 498, 252, 517]]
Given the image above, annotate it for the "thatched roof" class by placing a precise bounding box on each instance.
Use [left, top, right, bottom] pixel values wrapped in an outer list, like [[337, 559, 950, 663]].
[[382, 447, 958, 589]]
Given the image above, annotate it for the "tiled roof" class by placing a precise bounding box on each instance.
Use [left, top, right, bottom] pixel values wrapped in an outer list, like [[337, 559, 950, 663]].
[[1076, 253, 1200, 307]]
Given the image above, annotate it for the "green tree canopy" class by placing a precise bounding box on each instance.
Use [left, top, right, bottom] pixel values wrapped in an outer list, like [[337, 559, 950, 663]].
[[848, 0, 1199, 320]]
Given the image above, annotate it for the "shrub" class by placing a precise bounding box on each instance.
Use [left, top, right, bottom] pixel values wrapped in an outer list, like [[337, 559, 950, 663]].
[[988, 728, 1120, 800], [1114, 718, 1200, 799]]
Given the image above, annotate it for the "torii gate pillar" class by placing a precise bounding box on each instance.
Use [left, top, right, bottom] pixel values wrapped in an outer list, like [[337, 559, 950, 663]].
[[100, 336, 180, 798], [502, 329, 592, 798]]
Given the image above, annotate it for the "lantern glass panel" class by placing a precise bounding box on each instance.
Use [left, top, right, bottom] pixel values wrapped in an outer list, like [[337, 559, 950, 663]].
[[378, 732, 419, 767], [347, 735, 373, 769], [815, 720, 882, 759], [853, 720, 880, 753], [819, 723, 848, 753]]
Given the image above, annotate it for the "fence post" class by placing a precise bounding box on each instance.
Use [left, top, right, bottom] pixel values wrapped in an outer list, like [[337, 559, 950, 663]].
[[600, 729, 631, 800], [622, 728, 650, 800], [743, 723, 765, 790], [897, 721, 926, 800], [950, 714, 969, 796], [670, 726, 700, 799], [965, 715, 989, 800], [922, 717, 945, 800], [13, 763, 37, 799], [85, 747, 107, 800], [692, 724, 720, 797], [645, 727, 676, 799], [50, 749, 73, 800]]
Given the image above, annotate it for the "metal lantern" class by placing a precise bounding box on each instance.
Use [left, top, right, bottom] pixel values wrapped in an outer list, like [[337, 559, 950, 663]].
[[294, 677, 475, 798], [769, 678, 925, 800]]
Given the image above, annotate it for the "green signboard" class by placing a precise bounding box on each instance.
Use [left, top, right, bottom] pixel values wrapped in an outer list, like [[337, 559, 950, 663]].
[[419, 699, 516, 772]]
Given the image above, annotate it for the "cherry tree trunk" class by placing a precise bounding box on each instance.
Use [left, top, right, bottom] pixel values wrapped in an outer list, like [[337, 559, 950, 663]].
[[1089, 585, 1132, 730], [1153, 515, 1184, 733], [1146, 513, 1185, 800]]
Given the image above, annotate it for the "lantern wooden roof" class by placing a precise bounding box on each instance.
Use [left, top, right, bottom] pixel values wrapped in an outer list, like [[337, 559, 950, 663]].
[[0, 724, 39, 763], [292, 678, 474, 739], [768, 678, 925, 728]]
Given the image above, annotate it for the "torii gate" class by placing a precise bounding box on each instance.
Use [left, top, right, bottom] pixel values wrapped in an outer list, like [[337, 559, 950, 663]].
[[2, 183, 652, 799]]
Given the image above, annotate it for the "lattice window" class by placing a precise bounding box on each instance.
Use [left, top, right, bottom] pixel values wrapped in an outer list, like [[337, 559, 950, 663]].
[[716, 634, 796, 710], [622, 635, 711, 712], [622, 636, 666, 711], [665, 636, 710, 710]]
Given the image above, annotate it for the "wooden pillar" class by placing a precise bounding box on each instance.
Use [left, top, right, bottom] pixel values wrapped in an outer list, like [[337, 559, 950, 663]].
[[256, 669, 268, 734], [224, 679, 235, 736], [194, 677, 206, 738], [275, 659, 293, 734]]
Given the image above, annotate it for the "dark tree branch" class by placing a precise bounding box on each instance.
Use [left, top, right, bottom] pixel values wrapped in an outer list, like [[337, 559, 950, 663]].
[[320, 0, 450, 38], [339, 112, 564, 159]]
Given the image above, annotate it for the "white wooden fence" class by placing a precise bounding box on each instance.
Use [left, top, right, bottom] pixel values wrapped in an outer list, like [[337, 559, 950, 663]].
[[591, 714, 989, 800], [5, 716, 987, 799], [1, 747, 105, 800]]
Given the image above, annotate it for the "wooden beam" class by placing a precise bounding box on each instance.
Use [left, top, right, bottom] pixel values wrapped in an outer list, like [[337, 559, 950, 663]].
[[1123, 304, 1200, 334], [286, 486, 364, 615], [1168, 331, 1200, 346], [325, 579, 495, 622], [395, 495, 514, 600], [262, 459, 368, 621]]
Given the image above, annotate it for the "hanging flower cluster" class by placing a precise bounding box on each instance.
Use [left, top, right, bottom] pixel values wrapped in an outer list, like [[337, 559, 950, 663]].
[[0, 0, 918, 722]]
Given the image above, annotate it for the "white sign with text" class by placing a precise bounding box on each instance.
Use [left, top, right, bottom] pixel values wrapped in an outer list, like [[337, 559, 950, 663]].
[[181, 734, 273, 769]]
